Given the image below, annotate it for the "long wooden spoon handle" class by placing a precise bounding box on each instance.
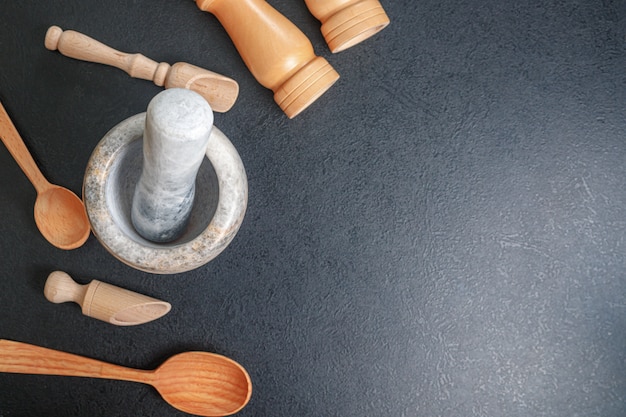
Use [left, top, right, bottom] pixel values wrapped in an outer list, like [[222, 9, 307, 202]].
[[0, 339, 150, 384], [44, 26, 170, 85], [0, 102, 50, 193]]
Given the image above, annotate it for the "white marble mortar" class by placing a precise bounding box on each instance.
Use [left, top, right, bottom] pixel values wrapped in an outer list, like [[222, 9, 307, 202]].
[[83, 113, 247, 274]]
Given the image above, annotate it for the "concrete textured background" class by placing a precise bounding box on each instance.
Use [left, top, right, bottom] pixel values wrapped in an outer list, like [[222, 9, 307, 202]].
[[0, 1, 624, 416]]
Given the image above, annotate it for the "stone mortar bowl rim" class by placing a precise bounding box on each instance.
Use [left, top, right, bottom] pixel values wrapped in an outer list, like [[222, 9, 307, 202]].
[[83, 113, 248, 274]]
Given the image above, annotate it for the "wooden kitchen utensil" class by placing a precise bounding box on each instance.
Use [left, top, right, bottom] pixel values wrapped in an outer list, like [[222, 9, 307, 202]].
[[0, 101, 90, 250], [304, 0, 390, 52], [44, 271, 171, 326], [0, 339, 252, 416], [194, 0, 340, 118], [45, 26, 239, 112]]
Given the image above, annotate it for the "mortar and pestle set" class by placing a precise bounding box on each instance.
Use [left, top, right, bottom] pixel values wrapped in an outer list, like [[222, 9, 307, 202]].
[[0, 1, 389, 415]]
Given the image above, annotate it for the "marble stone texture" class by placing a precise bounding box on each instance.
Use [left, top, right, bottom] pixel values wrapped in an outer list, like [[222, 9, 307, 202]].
[[83, 113, 247, 274], [131, 88, 214, 243]]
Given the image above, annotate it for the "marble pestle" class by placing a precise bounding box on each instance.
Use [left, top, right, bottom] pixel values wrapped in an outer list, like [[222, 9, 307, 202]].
[[131, 88, 213, 243]]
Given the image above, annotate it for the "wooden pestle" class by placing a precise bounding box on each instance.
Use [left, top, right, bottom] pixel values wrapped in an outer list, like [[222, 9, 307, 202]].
[[44, 26, 238, 112], [44, 271, 171, 326], [304, 0, 390, 53], [194, 0, 340, 118]]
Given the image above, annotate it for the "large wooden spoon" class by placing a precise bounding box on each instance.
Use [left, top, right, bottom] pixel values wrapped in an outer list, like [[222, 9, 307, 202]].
[[0, 101, 90, 249], [0, 339, 252, 416]]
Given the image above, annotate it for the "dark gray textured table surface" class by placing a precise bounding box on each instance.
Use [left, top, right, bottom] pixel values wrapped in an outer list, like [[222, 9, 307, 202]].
[[0, 1, 625, 416]]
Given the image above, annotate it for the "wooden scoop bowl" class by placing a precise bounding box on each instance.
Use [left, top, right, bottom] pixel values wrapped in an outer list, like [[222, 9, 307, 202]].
[[0, 339, 252, 416]]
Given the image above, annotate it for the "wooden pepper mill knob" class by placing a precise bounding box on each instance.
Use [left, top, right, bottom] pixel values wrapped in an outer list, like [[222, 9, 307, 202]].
[[304, 0, 390, 52], [194, 0, 340, 118], [44, 271, 171, 326]]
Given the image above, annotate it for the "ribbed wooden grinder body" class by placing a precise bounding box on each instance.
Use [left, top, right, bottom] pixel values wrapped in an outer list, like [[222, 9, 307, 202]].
[[195, 0, 339, 118], [305, 0, 390, 52]]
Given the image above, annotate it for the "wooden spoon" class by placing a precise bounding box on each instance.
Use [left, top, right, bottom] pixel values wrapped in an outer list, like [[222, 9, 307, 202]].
[[0, 102, 90, 249], [0, 339, 252, 416]]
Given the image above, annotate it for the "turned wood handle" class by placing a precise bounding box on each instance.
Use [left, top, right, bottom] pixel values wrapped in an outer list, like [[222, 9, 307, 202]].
[[45, 25, 169, 84], [44, 270, 87, 304], [0, 339, 149, 383], [44, 271, 171, 326], [0, 101, 50, 193]]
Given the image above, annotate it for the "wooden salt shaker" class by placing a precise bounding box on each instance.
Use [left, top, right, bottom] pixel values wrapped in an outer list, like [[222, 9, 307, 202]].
[[44, 271, 171, 326], [131, 88, 213, 243], [194, 0, 340, 118], [305, 0, 390, 52]]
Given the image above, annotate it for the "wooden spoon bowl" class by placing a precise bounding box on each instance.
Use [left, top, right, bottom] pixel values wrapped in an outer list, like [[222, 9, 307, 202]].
[[154, 351, 252, 416], [34, 185, 90, 250]]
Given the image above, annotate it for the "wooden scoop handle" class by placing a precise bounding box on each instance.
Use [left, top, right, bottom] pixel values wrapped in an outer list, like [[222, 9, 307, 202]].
[[44, 26, 239, 112], [44, 271, 171, 326], [45, 26, 169, 85]]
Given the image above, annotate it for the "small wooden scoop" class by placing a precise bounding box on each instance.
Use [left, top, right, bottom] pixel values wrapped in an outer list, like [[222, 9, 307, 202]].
[[0, 339, 252, 416], [44, 271, 171, 326], [45, 25, 239, 112]]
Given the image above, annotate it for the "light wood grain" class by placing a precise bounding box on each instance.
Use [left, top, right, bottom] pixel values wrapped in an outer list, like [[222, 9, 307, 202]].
[[0, 339, 252, 416], [305, 0, 390, 52], [194, 0, 339, 118], [45, 26, 239, 112], [44, 271, 171, 326], [0, 102, 90, 250]]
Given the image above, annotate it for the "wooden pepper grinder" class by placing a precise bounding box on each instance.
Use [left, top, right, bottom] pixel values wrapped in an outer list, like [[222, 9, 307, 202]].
[[304, 0, 390, 53], [194, 0, 340, 118]]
